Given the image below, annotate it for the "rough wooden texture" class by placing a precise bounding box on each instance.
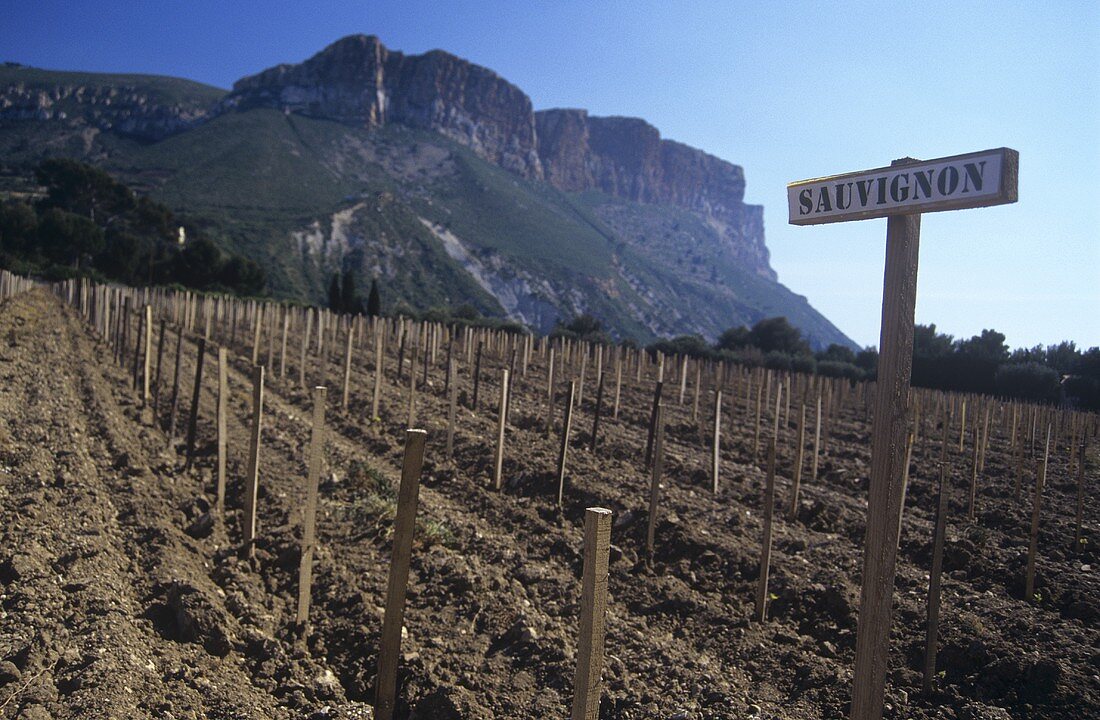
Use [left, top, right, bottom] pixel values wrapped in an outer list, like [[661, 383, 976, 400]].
[[372, 327, 384, 420], [711, 390, 722, 494], [812, 392, 823, 482], [755, 437, 777, 623], [296, 386, 327, 627], [850, 197, 921, 720], [446, 358, 458, 459], [644, 381, 664, 468], [216, 347, 228, 514], [557, 381, 577, 506], [923, 457, 949, 693], [571, 507, 613, 720], [184, 337, 206, 470], [342, 325, 354, 408], [374, 429, 427, 720], [789, 401, 807, 518], [1025, 424, 1052, 601], [646, 405, 666, 561], [241, 365, 265, 559], [493, 369, 509, 490]]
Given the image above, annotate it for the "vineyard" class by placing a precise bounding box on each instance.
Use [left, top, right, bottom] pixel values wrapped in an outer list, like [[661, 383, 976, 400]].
[[0, 271, 1096, 720]]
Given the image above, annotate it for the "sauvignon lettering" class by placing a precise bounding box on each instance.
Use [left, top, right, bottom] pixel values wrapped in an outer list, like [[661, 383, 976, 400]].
[[787, 149, 1016, 225]]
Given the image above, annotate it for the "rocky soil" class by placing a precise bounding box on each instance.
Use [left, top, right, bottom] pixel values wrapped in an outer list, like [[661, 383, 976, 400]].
[[0, 289, 1096, 719]]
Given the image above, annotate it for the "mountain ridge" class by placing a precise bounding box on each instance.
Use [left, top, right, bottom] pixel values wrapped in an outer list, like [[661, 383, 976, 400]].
[[0, 37, 855, 349]]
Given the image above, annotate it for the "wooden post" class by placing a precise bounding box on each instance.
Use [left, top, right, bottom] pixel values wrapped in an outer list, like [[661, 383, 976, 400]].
[[557, 381, 577, 506], [691, 361, 702, 423], [241, 365, 265, 559], [644, 381, 664, 469], [152, 320, 167, 416], [922, 458, 949, 693], [571, 507, 613, 720], [374, 429, 428, 720], [612, 350, 623, 420], [184, 338, 207, 469], [296, 386, 327, 628], [711, 390, 722, 494], [279, 308, 289, 380], [216, 347, 228, 514], [814, 391, 822, 481], [967, 422, 980, 521], [341, 324, 354, 408], [753, 375, 764, 462], [755, 437, 777, 623], [167, 326, 184, 439], [850, 198, 921, 720], [646, 405, 665, 562], [493, 369, 509, 490], [300, 310, 311, 390], [1074, 441, 1086, 547], [372, 327, 384, 420], [142, 305, 152, 404], [589, 371, 605, 453], [1025, 424, 1052, 601], [789, 401, 807, 518], [446, 358, 458, 459], [546, 346, 557, 435], [406, 342, 418, 428], [471, 340, 483, 410]]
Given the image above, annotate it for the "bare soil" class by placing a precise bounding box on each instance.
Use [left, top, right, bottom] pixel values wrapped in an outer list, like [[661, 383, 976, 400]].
[[0, 289, 1096, 719]]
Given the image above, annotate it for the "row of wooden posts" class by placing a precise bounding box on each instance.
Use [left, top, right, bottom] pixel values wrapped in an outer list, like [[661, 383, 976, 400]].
[[45, 275, 1099, 718]]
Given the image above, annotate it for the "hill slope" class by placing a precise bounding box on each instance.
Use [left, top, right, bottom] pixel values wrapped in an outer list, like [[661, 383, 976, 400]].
[[0, 44, 856, 348]]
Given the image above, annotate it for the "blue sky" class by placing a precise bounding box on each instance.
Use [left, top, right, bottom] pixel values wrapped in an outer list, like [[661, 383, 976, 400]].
[[3, 1, 1097, 349]]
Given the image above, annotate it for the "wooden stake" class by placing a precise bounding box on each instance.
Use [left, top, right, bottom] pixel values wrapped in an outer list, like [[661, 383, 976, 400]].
[[296, 386, 327, 628], [789, 401, 807, 518], [1025, 424, 1052, 601], [374, 428, 428, 720], [1074, 441, 1087, 547], [152, 320, 167, 415], [279, 308, 289, 380], [646, 405, 665, 562], [167, 325, 184, 439], [850, 201, 920, 720], [644, 381, 664, 469], [142, 305, 152, 404], [612, 350, 623, 420], [711, 390, 722, 494], [342, 323, 354, 408], [216, 347, 228, 514], [446, 358, 458, 459], [493, 369, 509, 490], [755, 437, 777, 623], [546, 346, 557, 435], [571, 507, 612, 720], [811, 392, 823, 482], [184, 338, 207, 470], [590, 371, 605, 453], [922, 458, 949, 694], [241, 365, 265, 559], [967, 422, 979, 521], [471, 340, 483, 410], [557, 381, 577, 507], [372, 326, 384, 420]]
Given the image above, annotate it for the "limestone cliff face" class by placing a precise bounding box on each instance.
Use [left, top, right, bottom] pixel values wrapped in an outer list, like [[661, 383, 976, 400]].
[[226, 36, 773, 279], [226, 35, 543, 177], [0, 65, 215, 141], [537, 109, 770, 278]]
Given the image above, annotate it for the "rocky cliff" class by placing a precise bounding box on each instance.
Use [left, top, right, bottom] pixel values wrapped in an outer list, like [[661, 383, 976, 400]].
[[0, 63, 221, 141], [225, 35, 773, 278]]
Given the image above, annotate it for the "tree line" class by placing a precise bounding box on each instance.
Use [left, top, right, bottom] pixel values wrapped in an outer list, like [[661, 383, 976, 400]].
[[557, 314, 1098, 411], [0, 159, 265, 295]]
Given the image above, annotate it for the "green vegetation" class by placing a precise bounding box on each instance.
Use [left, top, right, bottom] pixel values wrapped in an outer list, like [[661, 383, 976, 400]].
[[0, 159, 264, 294]]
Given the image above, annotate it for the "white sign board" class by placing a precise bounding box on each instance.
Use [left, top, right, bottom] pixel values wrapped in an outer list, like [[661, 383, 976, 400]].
[[788, 148, 1018, 225]]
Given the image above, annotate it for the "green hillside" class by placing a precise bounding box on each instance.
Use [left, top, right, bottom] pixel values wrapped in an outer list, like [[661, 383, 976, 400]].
[[0, 65, 856, 348]]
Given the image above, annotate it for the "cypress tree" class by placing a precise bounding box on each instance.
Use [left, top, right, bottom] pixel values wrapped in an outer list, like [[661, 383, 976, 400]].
[[328, 273, 342, 313], [341, 270, 359, 314], [367, 278, 381, 317]]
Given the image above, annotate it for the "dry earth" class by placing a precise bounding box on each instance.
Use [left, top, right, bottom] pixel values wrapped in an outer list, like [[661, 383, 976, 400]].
[[0, 288, 1096, 719]]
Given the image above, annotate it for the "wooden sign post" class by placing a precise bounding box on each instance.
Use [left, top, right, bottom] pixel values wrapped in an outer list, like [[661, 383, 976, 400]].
[[789, 147, 1017, 720]]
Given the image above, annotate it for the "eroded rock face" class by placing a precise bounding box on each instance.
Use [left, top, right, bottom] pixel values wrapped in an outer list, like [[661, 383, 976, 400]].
[[226, 35, 544, 178], [227, 35, 774, 278]]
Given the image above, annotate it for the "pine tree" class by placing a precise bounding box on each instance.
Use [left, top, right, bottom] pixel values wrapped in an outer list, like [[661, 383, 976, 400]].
[[327, 273, 342, 313], [367, 278, 381, 317]]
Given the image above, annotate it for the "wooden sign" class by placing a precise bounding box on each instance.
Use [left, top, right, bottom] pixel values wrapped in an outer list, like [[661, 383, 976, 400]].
[[790, 149, 1018, 720], [788, 148, 1017, 225]]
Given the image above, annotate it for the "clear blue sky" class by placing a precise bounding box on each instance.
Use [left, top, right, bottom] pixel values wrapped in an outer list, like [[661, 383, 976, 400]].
[[4, 1, 1097, 350]]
